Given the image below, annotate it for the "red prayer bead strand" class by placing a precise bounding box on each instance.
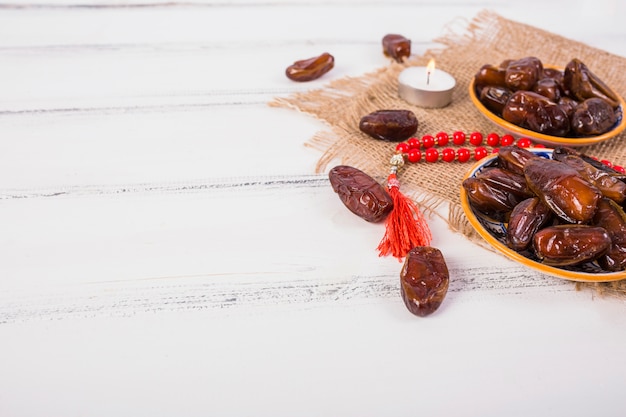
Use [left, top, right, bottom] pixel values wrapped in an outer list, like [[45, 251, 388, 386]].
[[393, 131, 623, 168], [396, 131, 535, 163]]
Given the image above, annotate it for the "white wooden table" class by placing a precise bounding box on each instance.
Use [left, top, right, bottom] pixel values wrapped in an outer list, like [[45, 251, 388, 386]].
[[2, 1, 626, 416]]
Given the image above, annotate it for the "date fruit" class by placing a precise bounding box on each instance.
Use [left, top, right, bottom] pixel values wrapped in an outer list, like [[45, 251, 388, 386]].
[[479, 85, 512, 115], [533, 225, 611, 266], [285, 52, 335, 82], [502, 90, 570, 136], [328, 165, 393, 223], [474, 64, 507, 91], [563, 58, 619, 108], [497, 146, 540, 175], [553, 152, 626, 203], [359, 109, 418, 142], [504, 56, 543, 91], [570, 98, 617, 136], [558, 96, 579, 118], [543, 67, 564, 84], [553, 146, 625, 176], [506, 197, 552, 251], [533, 78, 562, 102], [524, 157, 601, 224], [462, 177, 524, 214], [382, 34, 411, 63], [400, 247, 449, 317], [475, 167, 534, 200], [593, 198, 626, 271]]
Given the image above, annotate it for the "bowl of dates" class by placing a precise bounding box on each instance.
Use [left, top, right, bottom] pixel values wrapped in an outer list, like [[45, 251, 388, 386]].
[[460, 146, 626, 282], [469, 57, 626, 147]]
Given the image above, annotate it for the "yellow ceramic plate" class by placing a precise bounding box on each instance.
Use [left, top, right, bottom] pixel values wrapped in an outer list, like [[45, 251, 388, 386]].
[[460, 149, 626, 282], [468, 68, 626, 147]]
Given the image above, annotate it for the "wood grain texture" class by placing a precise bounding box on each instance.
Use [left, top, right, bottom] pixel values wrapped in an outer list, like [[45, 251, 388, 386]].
[[2, 2, 626, 416], [0, 173, 576, 324]]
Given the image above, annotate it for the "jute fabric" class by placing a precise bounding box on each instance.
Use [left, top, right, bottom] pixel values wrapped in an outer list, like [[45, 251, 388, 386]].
[[269, 9, 626, 297]]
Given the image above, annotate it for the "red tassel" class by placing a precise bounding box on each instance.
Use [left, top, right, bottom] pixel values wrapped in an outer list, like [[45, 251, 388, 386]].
[[377, 173, 432, 260]]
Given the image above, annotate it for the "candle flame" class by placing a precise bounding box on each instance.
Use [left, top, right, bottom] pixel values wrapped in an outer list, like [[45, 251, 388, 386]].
[[426, 58, 436, 72]]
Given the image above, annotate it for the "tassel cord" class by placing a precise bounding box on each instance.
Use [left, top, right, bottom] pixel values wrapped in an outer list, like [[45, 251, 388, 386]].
[[377, 158, 433, 260]]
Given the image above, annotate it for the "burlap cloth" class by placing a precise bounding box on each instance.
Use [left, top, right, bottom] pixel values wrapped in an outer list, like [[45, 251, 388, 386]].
[[269, 9, 626, 298]]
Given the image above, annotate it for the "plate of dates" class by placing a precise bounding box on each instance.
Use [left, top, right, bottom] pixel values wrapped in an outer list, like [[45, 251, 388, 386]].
[[469, 57, 626, 147], [460, 146, 626, 282]]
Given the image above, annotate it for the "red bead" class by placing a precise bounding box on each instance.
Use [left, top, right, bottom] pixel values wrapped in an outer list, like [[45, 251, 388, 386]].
[[614, 165, 625, 173], [492, 147, 500, 153], [601, 159, 613, 167], [441, 148, 455, 162], [421, 135, 435, 148], [517, 137, 532, 148], [457, 148, 471, 163], [425, 148, 439, 163], [474, 147, 488, 160], [406, 137, 420, 149], [452, 131, 466, 145], [436, 132, 449, 146], [486, 133, 500, 147], [395, 142, 410, 153], [534, 143, 546, 148], [469, 132, 483, 146], [407, 148, 421, 163], [500, 134, 514, 146]]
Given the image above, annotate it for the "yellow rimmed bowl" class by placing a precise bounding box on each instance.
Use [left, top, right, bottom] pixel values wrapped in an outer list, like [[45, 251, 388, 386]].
[[468, 70, 626, 148], [460, 148, 626, 282]]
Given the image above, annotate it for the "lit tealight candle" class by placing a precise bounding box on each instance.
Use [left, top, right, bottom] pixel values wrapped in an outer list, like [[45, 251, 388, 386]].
[[398, 59, 456, 108]]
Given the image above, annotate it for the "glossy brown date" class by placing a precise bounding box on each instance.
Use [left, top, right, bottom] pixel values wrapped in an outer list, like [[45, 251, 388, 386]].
[[558, 96, 579, 118], [382, 34, 411, 63], [479, 86, 512, 115], [533, 225, 611, 266], [570, 98, 617, 136], [474, 64, 507, 91], [563, 58, 619, 108], [524, 158, 602, 224], [497, 146, 540, 175], [359, 109, 418, 142], [400, 247, 449, 317], [552, 152, 626, 203], [593, 198, 626, 271], [476, 167, 534, 200], [461, 177, 524, 214], [285, 52, 335, 82], [502, 90, 570, 137], [504, 56, 543, 91], [542, 67, 564, 84], [506, 197, 553, 251], [553, 146, 625, 176], [533, 78, 562, 102], [328, 165, 393, 223]]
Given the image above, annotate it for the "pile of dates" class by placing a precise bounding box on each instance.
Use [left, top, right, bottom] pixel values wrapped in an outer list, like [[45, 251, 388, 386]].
[[474, 57, 621, 137], [463, 146, 626, 272]]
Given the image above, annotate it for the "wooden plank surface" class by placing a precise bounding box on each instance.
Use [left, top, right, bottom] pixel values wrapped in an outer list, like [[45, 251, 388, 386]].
[[1, 1, 626, 416]]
